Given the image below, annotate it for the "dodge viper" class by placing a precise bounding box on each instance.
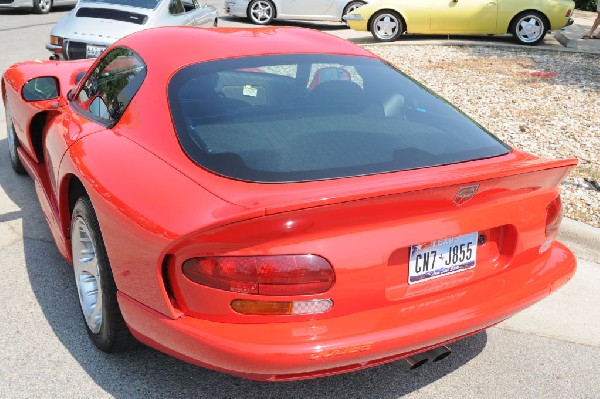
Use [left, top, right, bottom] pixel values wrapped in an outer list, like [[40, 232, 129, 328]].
[[2, 26, 577, 381], [344, 0, 575, 44]]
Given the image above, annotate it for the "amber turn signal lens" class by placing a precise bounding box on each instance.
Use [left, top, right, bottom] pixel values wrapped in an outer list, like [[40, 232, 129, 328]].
[[231, 299, 333, 315], [231, 300, 294, 315], [50, 35, 63, 46]]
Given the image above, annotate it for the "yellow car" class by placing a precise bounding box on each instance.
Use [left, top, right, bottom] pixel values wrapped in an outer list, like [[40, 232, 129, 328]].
[[344, 0, 575, 45]]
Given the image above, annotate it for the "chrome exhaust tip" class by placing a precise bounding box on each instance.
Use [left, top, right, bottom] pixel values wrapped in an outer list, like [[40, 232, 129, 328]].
[[429, 345, 452, 362], [404, 353, 429, 369]]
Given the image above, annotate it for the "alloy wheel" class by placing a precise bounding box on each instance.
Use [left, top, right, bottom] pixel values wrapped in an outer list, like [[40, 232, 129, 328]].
[[249, 0, 273, 24], [515, 15, 544, 44], [72, 215, 103, 334]]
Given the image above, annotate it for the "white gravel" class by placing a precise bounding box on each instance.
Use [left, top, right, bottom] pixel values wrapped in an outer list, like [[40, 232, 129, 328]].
[[368, 44, 600, 227]]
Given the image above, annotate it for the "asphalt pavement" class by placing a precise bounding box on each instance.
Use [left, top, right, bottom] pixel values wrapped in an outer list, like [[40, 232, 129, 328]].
[[0, 4, 599, 399]]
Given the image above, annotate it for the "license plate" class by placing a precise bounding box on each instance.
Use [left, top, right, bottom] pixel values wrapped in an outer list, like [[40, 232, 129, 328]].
[[408, 232, 478, 284], [86, 44, 106, 58]]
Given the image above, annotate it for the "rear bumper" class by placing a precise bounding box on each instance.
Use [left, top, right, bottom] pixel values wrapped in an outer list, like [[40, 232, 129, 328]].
[[118, 241, 576, 381], [225, 1, 248, 18], [563, 18, 574, 28]]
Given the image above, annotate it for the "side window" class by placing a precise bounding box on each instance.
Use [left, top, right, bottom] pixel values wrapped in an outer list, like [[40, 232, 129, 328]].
[[169, 0, 185, 14], [74, 47, 146, 125]]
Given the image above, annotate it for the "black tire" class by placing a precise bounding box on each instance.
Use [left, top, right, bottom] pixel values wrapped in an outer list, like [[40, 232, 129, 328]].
[[71, 196, 138, 352], [247, 0, 275, 25], [4, 94, 27, 175], [343, 1, 365, 19], [32, 0, 52, 14], [370, 10, 404, 42], [511, 11, 547, 45]]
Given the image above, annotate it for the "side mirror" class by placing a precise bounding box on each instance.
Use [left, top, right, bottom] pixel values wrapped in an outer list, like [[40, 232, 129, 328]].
[[22, 77, 59, 102]]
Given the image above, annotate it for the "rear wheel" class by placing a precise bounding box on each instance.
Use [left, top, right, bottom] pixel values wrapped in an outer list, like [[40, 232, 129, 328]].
[[71, 196, 138, 352], [4, 95, 26, 175], [32, 0, 52, 14], [248, 0, 275, 25], [370, 10, 404, 42], [511, 11, 547, 45], [344, 1, 365, 17]]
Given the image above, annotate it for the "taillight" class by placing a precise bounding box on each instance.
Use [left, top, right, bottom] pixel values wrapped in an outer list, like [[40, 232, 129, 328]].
[[545, 196, 563, 237], [565, 9, 573, 17], [182, 255, 335, 296]]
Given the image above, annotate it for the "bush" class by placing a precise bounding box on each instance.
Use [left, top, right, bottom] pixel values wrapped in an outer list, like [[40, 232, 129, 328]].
[[575, 0, 598, 11]]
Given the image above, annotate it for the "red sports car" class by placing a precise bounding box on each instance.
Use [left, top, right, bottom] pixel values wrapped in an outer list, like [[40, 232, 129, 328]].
[[2, 26, 577, 381]]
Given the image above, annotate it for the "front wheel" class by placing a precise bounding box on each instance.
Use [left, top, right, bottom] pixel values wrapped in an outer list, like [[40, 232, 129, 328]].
[[4, 95, 26, 175], [511, 11, 547, 45], [370, 11, 404, 42], [71, 196, 138, 352], [248, 0, 275, 25], [32, 0, 52, 14]]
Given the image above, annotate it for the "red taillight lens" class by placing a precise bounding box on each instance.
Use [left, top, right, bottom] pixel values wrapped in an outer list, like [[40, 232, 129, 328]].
[[182, 255, 335, 296], [545, 196, 563, 237]]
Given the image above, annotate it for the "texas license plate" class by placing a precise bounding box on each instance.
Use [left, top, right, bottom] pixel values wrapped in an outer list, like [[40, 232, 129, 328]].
[[86, 44, 106, 58], [408, 232, 478, 284]]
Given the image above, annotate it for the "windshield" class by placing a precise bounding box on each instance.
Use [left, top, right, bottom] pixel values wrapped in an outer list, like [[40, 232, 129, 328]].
[[168, 54, 510, 183], [81, 0, 160, 9]]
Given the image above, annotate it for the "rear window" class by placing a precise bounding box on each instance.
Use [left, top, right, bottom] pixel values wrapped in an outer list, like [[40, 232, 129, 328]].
[[168, 54, 509, 183], [81, 0, 160, 9]]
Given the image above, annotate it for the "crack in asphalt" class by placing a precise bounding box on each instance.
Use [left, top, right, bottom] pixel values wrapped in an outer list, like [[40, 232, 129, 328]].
[[0, 22, 57, 33], [494, 325, 600, 350]]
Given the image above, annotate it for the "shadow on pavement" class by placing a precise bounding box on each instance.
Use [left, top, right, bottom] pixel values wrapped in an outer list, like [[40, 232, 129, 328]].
[[0, 137, 486, 398]]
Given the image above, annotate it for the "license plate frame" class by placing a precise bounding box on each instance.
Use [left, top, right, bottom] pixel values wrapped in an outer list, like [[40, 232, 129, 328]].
[[408, 232, 478, 285], [86, 44, 106, 58]]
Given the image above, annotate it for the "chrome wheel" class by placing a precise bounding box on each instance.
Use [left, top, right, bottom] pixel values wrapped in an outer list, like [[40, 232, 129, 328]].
[[72, 215, 103, 334], [513, 13, 546, 45], [371, 11, 403, 42], [32, 0, 51, 13], [248, 0, 274, 25]]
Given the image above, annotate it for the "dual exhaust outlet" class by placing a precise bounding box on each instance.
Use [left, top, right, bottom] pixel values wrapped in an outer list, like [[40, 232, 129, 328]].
[[404, 345, 452, 370]]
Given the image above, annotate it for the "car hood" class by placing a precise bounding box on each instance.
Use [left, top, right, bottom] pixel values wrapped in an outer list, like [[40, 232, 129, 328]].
[[60, 4, 154, 45]]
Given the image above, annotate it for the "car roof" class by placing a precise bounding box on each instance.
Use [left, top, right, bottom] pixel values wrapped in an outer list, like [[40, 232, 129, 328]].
[[116, 26, 376, 70]]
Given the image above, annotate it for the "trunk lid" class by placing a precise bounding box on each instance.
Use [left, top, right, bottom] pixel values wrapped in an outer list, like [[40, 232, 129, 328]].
[[167, 150, 577, 321]]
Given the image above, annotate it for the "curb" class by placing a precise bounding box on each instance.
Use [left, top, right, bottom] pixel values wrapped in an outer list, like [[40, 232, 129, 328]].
[[558, 218, 600, 263], [554, 30, 578, 48]]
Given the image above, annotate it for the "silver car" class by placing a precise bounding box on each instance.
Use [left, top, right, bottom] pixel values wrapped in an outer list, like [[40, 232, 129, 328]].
[[0, 0, 76, 14], [225, 0, 371, 25], [47, 0, 218, 60]]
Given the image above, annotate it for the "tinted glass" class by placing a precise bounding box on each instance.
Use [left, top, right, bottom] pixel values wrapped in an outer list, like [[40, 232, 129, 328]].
[[81, 0, 160, 9], [168, 54, 510, 183], [75, 47, 146, 125], [22, 77, 59, 102]]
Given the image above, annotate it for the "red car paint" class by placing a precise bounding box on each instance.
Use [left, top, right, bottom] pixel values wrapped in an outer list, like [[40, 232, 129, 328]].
[[2, 26, 577, 381]]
